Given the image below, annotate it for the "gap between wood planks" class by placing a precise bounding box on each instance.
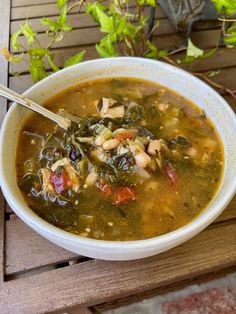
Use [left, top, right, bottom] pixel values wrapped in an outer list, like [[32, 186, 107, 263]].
[[10, 5, 166, 34], [92, 265, 236, 312], [10, 0, 145, 20]]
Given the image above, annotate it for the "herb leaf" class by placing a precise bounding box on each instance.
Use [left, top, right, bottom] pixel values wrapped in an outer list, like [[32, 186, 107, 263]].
[[21, 21, 36, 46], [11, 28, 23, 51], [64, 50, 86, 67], [29, 58, 47, 83], [57, 0, 67, 9]]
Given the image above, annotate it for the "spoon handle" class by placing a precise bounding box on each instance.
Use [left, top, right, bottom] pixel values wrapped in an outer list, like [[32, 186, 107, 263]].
[[0, 84, 71, 130]]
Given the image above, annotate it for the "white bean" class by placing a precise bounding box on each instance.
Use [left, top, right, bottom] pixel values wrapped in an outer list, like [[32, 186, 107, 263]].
[[134, 152, 151, 168], [148, 140, 161, 155], [102, 138, 120, 150]]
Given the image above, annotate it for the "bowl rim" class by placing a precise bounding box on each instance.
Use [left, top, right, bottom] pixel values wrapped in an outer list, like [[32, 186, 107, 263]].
[[1, 56, 236, 250]]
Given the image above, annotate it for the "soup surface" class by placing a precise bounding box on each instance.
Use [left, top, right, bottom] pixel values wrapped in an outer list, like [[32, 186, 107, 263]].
[[16, 78, 223, 240]]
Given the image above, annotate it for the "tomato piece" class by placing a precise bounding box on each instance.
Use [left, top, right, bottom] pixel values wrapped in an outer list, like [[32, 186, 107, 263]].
[[50, 170, 70, 194], [99, 178, 138, 204], [162, 162, 179, 189], [115, 131, 135, 141], [112, 186, 138, 205]]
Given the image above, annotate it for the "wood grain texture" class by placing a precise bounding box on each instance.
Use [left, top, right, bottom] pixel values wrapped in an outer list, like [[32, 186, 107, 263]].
[[12, 0, 56, 7], [5, 215, 78, 275], [1, 221, 236, 313], [0, 0, 11, 283], [10, 0, 145, 20], [10, 6, 165, 34], [10, 18, 221, 54]]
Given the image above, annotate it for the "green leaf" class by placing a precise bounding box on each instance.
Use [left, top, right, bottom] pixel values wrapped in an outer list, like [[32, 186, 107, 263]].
[[187, 39, 204, 58], [146, 0, 157, 7], [11, 28, 23, 51], [85, 2, 107, 23], [137, 0, 145, 5], [64, 50, 85, 67], [29, 48, 48, 57], [12, 55, 24, 64], [96, 34, 118, 58], [29, 58, 47, 83], [47, 54, 60, 72], [41, 18, 60, 32], [145, 40, 168, 59], [212, 0, 236, 14], [224, 23, 236, 45], [116, 17, 126, 35], [57, 4, 72, 32], [179, 45, 216, 64], [57, 0, 67, 9], [21, 21, 36, 46], [58, 4, 67, 26], [95, 6, 114, 33], [62, 24, 73, 32]]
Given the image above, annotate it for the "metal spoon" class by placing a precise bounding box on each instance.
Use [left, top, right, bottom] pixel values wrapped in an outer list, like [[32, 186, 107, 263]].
[[0, 84, 71, 130]]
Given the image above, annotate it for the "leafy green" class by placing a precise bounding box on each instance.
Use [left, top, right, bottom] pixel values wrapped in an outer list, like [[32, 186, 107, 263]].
[[47, 54, 60, 72], [41, 18, 60, 32], [21, 21, 36, 45], [224, 23, 236, 45], [96, 34, 118, 57], [29, 58, 47, 83], [57, 0, 67, 9], [186, 39, 204, 58], [85, 2, 107, 23], [11, 28, 23, 51], [95, 6, 114, 33], [212, 0, 236, 14], [146, 0, 157, 7], [29, 48, 48, 57], [145, 40, 168, 59], [64, 50, 86, 67], [179, 39, 216, 64]]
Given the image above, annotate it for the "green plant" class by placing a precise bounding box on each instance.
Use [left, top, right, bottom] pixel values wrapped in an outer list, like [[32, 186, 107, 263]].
[[1, 0, 236, 99]]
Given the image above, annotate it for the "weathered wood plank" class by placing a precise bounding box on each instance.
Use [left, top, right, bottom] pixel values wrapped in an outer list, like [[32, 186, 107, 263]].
[[12, 0, 55, 7], [11, 3, 81, 20], [224, 94, 236, 112], [1, 221, 236, 313], [93, 265, 236, 312], [215, 196, 236, 223], [10, 0, 152, 20], [5, 215, 78, 275], [0, 0, 11, 283], [10, 11, 219, 36], [10, 7, 165, 34], [10, 19, 221, 54]]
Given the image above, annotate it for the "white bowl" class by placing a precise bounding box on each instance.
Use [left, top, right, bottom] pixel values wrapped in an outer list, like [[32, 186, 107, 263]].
[[1, 57, 236, 261]]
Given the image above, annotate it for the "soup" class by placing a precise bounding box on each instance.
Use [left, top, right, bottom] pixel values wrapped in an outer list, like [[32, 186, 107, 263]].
[[16, 78, 223, 241]]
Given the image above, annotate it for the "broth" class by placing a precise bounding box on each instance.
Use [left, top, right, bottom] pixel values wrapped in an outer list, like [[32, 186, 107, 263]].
[[16, 78, 223, 240]]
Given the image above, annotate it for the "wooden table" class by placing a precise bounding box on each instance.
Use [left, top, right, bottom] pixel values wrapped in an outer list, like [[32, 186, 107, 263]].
[[0, 1, 236, 313]]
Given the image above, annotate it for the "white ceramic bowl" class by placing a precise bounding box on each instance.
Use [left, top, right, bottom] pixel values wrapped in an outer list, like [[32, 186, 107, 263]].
[[1, 57, 236, 260]]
